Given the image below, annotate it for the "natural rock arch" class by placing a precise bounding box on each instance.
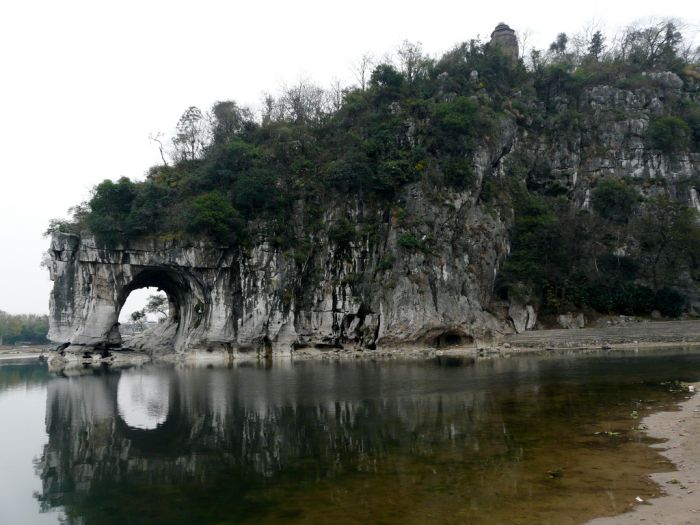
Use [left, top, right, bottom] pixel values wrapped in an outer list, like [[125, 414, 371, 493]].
[[117, 267, 198, 351], [47, 234, 222, 355], [119, 269, 182, 324], [47, 226, 501, 358]]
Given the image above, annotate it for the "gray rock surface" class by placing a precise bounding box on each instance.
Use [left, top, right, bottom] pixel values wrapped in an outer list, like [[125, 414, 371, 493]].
[[557, 312, 586, 329], [509, 301, 537, 333]]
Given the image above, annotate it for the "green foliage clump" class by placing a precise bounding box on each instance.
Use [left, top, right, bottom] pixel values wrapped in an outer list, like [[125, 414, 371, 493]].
[[582, 282, 655, 315], [442, 157, 475, 189], [534, 66, 582, 109], [647, 116, 690, 154], [498, 182, 700, 318], [397, 233, 423, 251], [678, 101, 700, 151], [432, 97, 481, 141], [614, 74, 661, 90], [376, 256, 396, 272], [185, 192, 242, 244], [654, 288, 686, 317], [591, 179, 638, 223], [370, 64, 404, 95], [85, 177, 137, 245], [328, 218, 356, 249], [45, 218, 78, 236], [0, 311, 49, 345], [632, 196, 700, 289], [496, 189, 562, 298], [232, 168, 279, 218]]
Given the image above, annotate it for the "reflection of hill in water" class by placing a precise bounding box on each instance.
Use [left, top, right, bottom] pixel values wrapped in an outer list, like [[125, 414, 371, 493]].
[[36, 361, 534, 517], [34, 354, 699, 525]]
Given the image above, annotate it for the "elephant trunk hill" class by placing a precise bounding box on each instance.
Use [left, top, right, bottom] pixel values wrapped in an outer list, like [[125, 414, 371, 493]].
[[47, 22, 700, 359]]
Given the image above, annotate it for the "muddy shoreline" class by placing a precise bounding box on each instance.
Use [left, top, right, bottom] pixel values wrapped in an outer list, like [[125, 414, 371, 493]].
[[9, 334, 700, 370], [31, 319, 700, 366]]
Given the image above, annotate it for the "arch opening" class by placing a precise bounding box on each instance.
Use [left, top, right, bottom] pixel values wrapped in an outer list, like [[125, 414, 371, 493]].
[[116, 267, 193, 350], [119, 287, 169, 335]]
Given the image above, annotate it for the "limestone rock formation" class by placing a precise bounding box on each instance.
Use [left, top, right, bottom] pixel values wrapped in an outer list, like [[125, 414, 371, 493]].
[[47, 64, 699, 359], [509, 301, 537, 333], [510, 75, 699, 206], [48, 116, 517, 358], [557, 312, 586, 330]]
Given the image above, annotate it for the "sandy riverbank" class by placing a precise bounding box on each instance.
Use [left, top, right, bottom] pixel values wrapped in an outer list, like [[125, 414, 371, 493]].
[[586, 382, 700, 525], [0, 345, 48, 361]]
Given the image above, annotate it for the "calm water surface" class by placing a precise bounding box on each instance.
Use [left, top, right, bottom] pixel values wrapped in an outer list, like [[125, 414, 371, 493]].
[[2, 349, 700, 525]]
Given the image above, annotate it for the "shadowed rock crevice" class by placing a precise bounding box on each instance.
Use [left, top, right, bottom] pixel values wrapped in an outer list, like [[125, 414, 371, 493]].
[[431, 331, 474, 348]]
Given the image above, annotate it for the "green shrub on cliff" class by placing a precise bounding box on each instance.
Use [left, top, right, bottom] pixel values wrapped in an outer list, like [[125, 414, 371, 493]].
[[84, 177, 137, 246], [496, 189, 563, 299], [632, 196, 700, 289], [679, 100, 700, 151], [328, 218, 356, 250], [498, 184, 700, 318], [397, 233, 423, 251], [591, 179, 638, 223], [647, 116, 691, 154], [185, 192, 242, 244]]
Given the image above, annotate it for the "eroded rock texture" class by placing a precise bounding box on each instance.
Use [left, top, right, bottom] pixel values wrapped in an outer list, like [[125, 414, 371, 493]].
[[47, 178, 510, 357], [510, 74, 700, 205]]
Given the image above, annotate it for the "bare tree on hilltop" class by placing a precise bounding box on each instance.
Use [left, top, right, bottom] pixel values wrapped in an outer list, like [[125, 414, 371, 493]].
[[172, 106, 209, 162]]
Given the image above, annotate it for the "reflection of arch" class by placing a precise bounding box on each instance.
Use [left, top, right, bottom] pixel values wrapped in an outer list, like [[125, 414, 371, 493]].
[[111, 368, 186, 452], [117, 369, 170, 430]]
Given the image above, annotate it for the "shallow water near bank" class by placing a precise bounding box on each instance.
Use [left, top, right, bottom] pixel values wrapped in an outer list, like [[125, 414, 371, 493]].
[[2, 348, 700, 524]]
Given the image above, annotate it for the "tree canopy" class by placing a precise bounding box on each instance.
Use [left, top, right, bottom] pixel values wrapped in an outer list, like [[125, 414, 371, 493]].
[[0, 311, 49, 345]]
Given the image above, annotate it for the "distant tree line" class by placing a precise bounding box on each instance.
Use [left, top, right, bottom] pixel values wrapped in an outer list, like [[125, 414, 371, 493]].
[[0, 311, 49, 345]]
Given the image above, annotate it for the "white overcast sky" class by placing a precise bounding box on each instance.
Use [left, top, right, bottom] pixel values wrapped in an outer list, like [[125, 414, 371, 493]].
[[0, 0, 697, 314]]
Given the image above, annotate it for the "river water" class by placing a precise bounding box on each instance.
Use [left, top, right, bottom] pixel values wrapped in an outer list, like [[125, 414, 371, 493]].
[[1, 349, 700, 525]]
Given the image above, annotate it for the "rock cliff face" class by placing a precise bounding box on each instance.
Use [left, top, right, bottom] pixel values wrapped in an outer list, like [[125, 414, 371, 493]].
[[47, 72, 699, 357], [509, 74, 699, 205], [48, 118, 517, 357]]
